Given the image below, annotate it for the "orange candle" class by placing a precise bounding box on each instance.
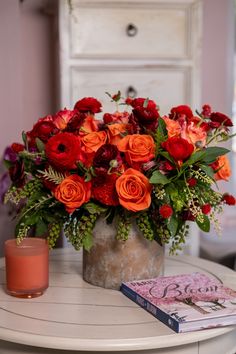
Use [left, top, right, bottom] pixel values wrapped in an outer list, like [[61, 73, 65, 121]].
[[5, 238, 49, 298]]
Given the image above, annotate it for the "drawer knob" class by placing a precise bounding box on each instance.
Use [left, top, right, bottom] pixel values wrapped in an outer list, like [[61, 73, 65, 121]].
[[126, 86, 137, 98], [126, 23, 138, 37]]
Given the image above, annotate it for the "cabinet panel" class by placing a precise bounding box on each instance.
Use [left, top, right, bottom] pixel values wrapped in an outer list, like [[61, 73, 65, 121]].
[[69, 2, 191, 59], [70, 66, 191, 114]]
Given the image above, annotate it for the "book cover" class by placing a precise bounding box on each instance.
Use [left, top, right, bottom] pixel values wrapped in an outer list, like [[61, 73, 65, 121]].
[[120, 272, 236, 333]]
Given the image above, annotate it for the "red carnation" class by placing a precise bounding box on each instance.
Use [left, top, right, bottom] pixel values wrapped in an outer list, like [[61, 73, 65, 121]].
[[169, 105, 193, 120], [130, 98, 157, 110], [74, 97, 102, 114], [92, 173, 119, 206], [201, 104, 212, 117], [201, 204, 211, 215], [132, 106, 160, 131], [187, 178, 197, 187], [45, 132, 83, 170], [209, 112, 233, 128], [159, 204, 173, 218], [222, 194, 236, 205], [162, 137, 194, 161]]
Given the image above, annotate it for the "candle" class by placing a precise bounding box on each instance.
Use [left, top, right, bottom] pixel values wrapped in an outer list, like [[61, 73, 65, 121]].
[[5, 238, 49, 298]]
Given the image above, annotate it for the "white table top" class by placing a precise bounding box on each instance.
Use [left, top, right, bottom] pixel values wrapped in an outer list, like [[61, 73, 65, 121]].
[[0, 248, 236, 352]]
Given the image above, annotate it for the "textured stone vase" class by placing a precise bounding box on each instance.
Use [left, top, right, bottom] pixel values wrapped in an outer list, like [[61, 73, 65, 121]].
[[83, 218, 165, 289]]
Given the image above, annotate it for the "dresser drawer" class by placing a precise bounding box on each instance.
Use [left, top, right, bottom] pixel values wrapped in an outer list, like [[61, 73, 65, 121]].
[[70, 66, 191, 114], [69, 1, 192, 59]]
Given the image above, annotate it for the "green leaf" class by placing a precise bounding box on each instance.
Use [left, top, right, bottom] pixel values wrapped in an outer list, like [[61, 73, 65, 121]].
[[3, 159, 13, 169], [22, 131, 27, 145], [203, 147, 230, 164], [199, 164, 214, 179], [196, 214, 210, 232], [83, 233, 93, 251], [157, 118, 167, 136], [159, 151, 175, 164], [35, 138, 45, 152], [24, 213, 40, 226], [84, 202, 107, 214], [184, 150, 206, 166], [35, 219, 48, 236], [150, 170, 169, 185], [143, 98, 149, 108], [167, 215, 178, 237]]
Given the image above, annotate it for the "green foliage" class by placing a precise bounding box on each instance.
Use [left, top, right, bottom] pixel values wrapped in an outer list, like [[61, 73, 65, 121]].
[[38, 166, 65, 185], [150, 170, 169, 185], [203, 147, 230, 164]]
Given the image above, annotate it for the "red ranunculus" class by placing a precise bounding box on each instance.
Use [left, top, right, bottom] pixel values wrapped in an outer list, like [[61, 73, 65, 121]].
[[64, 111, 86, 134], [159, 204, 173, 218], [209, 112, 233, 128], [27, 116, 59, 147], [45, 132, 83, 170], [162, 137, 194, 161], [74, 97, 102, 114], [169, 105, 193, 120]]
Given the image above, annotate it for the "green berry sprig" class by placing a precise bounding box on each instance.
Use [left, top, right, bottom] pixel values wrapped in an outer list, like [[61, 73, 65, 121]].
[[136, 212, 154, 241]]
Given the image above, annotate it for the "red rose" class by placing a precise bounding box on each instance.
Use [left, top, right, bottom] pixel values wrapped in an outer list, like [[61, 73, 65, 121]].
[[74, 97, 102, 114], [162, 137, 194, 161], [27, 116, 58, 147], [45, 132, 83, 170], [201, 204, 211, 215], [222, 194, 236, 205], [159, 204, 173, 218], [169, 105, 193, 120], [209, 112, 233, 128]]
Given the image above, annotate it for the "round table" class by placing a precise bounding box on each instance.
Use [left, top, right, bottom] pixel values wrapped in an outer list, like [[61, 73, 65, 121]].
[[0, 248, 236, 354]]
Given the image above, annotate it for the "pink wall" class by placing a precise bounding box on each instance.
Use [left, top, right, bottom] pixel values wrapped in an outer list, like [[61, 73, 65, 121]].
[[0, 0, 58, 155], [202, 0, 235, 115]]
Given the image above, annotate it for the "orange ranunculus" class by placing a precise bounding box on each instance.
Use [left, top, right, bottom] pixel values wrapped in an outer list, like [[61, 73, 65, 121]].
[[81, 131, 107, 154], [115, 168, 152, 212], [79, 115, 99, 136], [54, 175, 91, 213], [162, 116, 181, 138], [213, 155, 231, 181], [117, 134, 155, 169], [107, 123, 131, 145]]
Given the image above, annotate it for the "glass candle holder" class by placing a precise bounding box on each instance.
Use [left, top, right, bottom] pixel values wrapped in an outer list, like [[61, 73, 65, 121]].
[[4, 238, 49, 298]]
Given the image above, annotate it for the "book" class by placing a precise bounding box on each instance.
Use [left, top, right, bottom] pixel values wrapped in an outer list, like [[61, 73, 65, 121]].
[[120, 272, 236, 333]]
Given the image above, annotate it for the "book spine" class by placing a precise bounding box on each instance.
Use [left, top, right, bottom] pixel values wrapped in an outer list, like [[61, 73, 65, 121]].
[[120, 284, 179, 333]]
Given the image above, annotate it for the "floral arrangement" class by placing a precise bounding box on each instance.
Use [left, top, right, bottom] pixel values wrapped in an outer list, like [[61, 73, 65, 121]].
[[3, 92, 236, 253]]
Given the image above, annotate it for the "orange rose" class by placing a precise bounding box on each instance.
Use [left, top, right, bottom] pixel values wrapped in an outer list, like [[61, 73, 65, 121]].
[[117, 134, 155, 169], [54, 175, 91, 213], [162, 116, 181, 138], [81, 131, 107, 154], [107, 123, 130, 145], [115, 168, 152, 212], [214, 155, 231, 181]]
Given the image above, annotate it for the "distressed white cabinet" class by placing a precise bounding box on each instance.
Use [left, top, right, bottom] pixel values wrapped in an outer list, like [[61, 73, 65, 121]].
[[59, 0, 202, 113], [58, 0, 202, 255]]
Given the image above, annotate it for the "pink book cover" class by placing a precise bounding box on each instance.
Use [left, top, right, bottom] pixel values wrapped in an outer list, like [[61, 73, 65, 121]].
[[121, 272, 236, 332]]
